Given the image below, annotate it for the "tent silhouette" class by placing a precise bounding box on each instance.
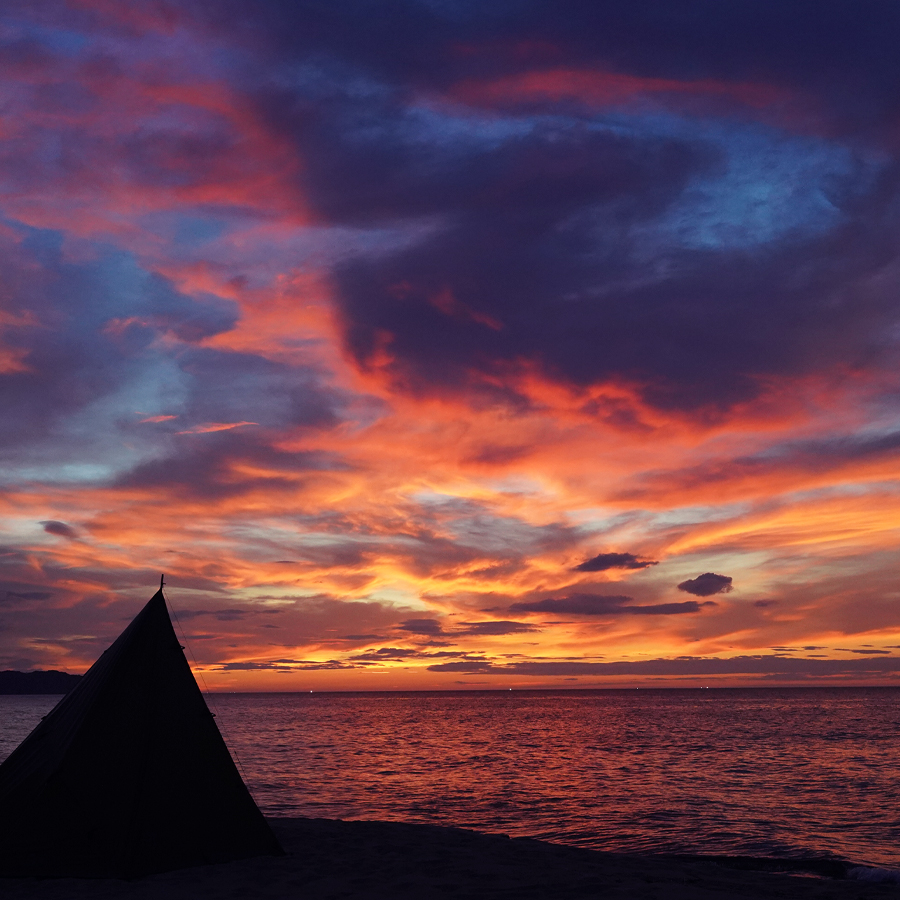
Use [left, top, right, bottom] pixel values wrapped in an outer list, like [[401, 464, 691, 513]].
[[0, 583, 283, 878]]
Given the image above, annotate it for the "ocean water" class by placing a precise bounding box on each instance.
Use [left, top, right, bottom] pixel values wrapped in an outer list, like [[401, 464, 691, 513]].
[[2, 688, 899, 868]]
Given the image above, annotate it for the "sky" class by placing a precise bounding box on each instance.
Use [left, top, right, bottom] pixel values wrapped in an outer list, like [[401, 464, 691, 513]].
[[2, 0, 900, 690]]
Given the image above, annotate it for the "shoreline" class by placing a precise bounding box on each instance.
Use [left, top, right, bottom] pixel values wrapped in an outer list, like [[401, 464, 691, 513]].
[[1, 817, 897, 899]]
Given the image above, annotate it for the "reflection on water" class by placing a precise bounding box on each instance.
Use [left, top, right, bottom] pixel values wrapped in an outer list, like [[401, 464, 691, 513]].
[[214, 688, 900, 867], [3, 688, 899, 866]]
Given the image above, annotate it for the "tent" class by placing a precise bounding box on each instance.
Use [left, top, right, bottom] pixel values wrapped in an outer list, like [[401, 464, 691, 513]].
[[0, 583, 283, 877]]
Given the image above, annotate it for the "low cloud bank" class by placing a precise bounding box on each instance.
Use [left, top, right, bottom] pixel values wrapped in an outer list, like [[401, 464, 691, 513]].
[[428, 655, 900, 677]]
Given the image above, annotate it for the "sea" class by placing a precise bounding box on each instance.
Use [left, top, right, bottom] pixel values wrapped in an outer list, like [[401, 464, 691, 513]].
[[2, 688, 899, 868]]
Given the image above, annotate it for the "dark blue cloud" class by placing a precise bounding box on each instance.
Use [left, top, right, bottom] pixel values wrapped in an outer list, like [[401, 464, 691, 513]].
[[197, 0, 900, 138], [193, 0, 900, 414], [331, 158, 898, 411]]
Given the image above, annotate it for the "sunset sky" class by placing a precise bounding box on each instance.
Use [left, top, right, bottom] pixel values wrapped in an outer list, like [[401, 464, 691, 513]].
[[3, 0, 900, 689]]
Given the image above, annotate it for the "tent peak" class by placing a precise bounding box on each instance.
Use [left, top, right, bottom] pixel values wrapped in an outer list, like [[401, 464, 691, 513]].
[[0, 581, 283, 877]]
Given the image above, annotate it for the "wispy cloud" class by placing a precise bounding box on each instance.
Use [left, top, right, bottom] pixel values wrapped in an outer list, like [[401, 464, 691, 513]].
[[176, 422, 258, 434]]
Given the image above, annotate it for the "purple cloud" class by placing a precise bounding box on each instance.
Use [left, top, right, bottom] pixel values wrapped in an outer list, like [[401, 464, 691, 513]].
[[677, 573, 734, 597], [396, 618, 537, 636], [457, 621, 538, 635], [574, 552, 657, 572], [41, 521, 77, 539], [510, 593, 714, 616], [174, 3, 893, 416], [396, 618, 444, 635]]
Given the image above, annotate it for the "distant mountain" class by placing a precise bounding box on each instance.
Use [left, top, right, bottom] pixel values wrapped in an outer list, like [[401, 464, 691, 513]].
[[0, 670, 82, 694]]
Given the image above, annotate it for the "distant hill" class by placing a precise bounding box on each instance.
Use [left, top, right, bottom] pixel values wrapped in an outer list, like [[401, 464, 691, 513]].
[[0, 670, 82, 694]]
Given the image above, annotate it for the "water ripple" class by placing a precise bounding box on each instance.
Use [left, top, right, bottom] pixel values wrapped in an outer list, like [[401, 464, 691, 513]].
[[3, 687, 898, 867]]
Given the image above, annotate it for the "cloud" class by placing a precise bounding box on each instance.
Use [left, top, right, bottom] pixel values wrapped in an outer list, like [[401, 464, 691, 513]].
[[677, 573, 734, 596], [615, 427, 900, 505], [199, 0, 900, 140], [215, 659, 355, 671], [396, 618, 444, 635], [457, 620, 538, 635], [574, 551, 657, 572], [2, 589, 54, 602], [115, 430, 344, 501], [41, 521, 78, 539], [208, 9, 899, 415], [329, 123, 727, 409], [0, 225, 237, 458], [175, 421, 258, 435], [345, 646, 498, 663], [509, 593, 714, 616], [395, 617, 536, 636], [427, 654, 900, 677], [350, 647, 425, 661], [426, 659, 497, 674], [333, 162, 897, 413]]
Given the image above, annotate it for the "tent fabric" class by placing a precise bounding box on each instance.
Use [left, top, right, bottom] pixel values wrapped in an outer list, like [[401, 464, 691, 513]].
[[0, 589, 283, 878]]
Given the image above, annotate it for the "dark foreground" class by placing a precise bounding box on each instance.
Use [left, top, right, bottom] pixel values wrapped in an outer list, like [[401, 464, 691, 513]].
[[1, 817, 897, 899]]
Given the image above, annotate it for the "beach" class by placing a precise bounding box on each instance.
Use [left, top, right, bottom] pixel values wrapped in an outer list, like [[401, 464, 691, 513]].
[[1, 817, 895, 899]]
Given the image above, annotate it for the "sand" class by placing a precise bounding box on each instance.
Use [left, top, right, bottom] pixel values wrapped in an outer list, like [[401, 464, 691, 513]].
[[1, 817, 896, 899]]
